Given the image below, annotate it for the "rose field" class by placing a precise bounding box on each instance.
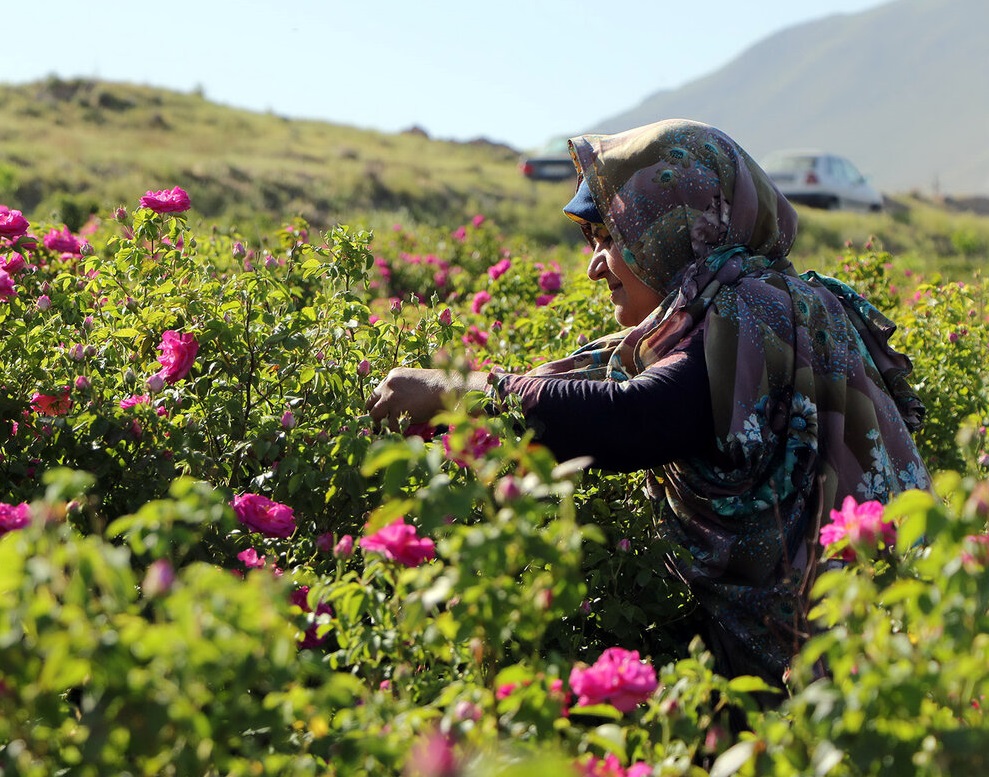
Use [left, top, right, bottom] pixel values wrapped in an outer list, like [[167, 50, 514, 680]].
[[1, 188, 988, 777]]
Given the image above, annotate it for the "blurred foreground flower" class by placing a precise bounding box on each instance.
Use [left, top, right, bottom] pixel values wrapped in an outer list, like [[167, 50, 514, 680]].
[[0, 501, 31, 536], [569, 647, 658, 713], [360, 517, 435, 567], [819, 495, 895, 560]]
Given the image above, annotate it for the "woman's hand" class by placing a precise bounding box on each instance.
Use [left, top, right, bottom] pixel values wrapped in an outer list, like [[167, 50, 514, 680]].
[[365, 368, 490, 431]]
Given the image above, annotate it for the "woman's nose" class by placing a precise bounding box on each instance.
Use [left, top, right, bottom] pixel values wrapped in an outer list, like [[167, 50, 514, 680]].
[[586, 251, 608, 281]]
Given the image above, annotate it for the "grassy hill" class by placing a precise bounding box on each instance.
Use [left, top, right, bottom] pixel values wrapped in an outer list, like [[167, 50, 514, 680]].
[[1, 77, 988, 273], [0, 77, 578, 243]]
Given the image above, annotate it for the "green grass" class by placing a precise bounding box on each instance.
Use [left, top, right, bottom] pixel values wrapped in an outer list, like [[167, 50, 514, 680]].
[[2, 76, 989, 274]]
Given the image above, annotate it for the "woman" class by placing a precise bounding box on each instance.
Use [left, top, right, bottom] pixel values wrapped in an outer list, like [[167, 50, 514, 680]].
[[366, 119, 929, 688]]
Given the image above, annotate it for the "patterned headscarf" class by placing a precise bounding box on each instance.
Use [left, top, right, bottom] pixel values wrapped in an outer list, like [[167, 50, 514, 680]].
[[524, 119, 930, 683]]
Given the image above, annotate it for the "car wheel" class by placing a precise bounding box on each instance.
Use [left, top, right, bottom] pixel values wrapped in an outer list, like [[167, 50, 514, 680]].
[[825, 198, 840, 211]]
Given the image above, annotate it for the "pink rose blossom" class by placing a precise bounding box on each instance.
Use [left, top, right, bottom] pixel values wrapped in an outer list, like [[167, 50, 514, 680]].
[[156, 330, 199, 383], [43, 226, 82, 255], [119, 394, 150, 410], [142, 559, 175, 597], [139, 186, 191, 214], [0, 501, 31, 536], [0, 270, 16, 301], [334, 534, 354, 558], [471, 214, 486, 227], [536, 293, 556, 307], [471, 290, 491, 314], [2, 253, 26, 275], [488, 257, 512, 280], [961, 534, 989, 569], [281, 409, 296, 430], [74, 376, 90, 391], [238, 547, 267, 568], [315, 532, 335, 553], [146, 373, 166, 393], [443, 426, 501, 468], [231, 493, 296, 538], [0, 206, 29, 239], [36, 294, 51, 311], [406, 730, 458, 776], [462, 325, 488, 347], [580, 753, 653, 777], [359, 517, 435, 567], [495, 475, 522, 503], [568, 647, 659, 713], [438, 307, 453, 326], [357, 359, 371, 377], [819, 495, 895, 559], [538, 270, 563, 293], [31, 388, 71, 416], [452, 225, 468, 242]]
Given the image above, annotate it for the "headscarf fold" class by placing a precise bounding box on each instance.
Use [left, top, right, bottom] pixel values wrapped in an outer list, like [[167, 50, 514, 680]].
[[525, 119, 930, 683]]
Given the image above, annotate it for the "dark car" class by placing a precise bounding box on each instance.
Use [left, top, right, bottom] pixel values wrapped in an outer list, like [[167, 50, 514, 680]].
[[519, 136, 576, 181]]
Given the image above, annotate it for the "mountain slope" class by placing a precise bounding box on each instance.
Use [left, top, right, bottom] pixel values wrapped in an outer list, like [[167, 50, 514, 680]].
[[587, 0, 989, 196]]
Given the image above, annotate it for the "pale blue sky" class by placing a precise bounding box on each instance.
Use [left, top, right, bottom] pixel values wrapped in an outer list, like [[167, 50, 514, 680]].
[[3, 0, 889, 151]]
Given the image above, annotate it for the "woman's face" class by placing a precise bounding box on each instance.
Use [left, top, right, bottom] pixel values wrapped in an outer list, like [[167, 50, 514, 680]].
[[586, 225, 663, 326]]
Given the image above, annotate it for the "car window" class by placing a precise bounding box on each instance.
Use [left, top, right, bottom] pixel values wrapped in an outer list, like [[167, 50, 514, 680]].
[[764, 154, 816, 173]]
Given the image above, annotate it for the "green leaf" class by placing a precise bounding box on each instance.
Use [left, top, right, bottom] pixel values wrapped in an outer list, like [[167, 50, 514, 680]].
[[727, 675, 779, 695], [710, 739, 758, 777], [812, 740, 845, 775], [113, 327, 141, 339]]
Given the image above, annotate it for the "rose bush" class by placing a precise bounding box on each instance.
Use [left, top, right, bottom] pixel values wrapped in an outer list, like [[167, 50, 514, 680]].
[[0, 194, 986, 775]]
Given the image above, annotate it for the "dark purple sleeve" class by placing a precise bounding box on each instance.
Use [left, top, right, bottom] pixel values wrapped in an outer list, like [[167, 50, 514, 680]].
[[495, 336, 714, 472]]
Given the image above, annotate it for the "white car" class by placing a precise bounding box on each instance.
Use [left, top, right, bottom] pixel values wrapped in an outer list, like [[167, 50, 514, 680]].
[[762, 150, 884, 212]]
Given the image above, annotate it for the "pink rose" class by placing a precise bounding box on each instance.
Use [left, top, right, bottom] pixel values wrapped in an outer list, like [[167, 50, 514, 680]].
[[0, 501, 31, 536], [2, 253, 26, 275], [488, 257, 512, 280], [30, 388, 72, 416], [119, 394, 150, 410], [359, 517, 435, 567], [0, 270, 16, 301], [471, 214, 486, 227], [333, 534, 354, 558], [280, 409, 296, 430], [819, 495, 895, 560], [139, 186, 191, 214], [580, 753, 653, 777], [43, 226, 82, 255], [231, 493, 296, 538], [156, 330, 199, 384], [438, 307, 453, 326], [568, 647, 658, 713], [538, 270, 562, 293], [535, 293, 556, 307], [142, 559, 175, 597], [406, 731, 458, 776], [0, 206, 29, 239], [471, 290, 491, 314], [237, 547, 267, 569], [442, 426, 500, 468], [461, 325, 488, 347]]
